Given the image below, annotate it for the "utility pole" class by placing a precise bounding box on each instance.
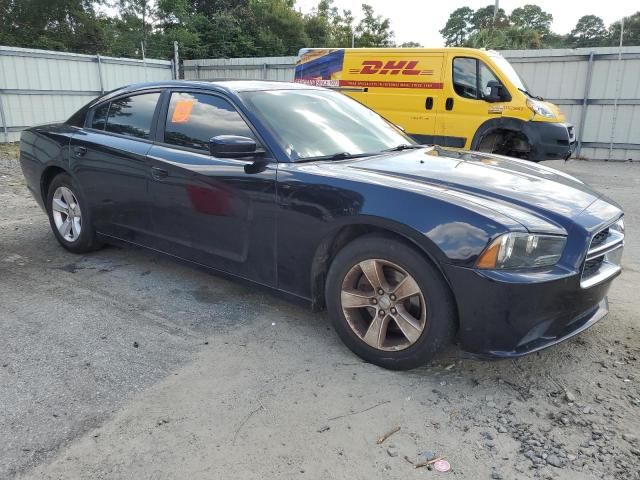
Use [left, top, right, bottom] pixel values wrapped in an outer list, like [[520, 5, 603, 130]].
[[493, 0, 499, 28], [173, 41, 180, 80]]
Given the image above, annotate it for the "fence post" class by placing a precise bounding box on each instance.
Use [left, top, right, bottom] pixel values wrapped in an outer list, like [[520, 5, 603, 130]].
[[576, 51, 595, 157], [0, 94, 8, 143], [608, 18, 625, 161], [96, 54, 105, 94], [263, 63, 268, 80]]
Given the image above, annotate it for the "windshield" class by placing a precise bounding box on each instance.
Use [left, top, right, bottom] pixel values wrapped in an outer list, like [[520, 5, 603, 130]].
[[490, 55, 529, 93], [240, 89, 414, 161]]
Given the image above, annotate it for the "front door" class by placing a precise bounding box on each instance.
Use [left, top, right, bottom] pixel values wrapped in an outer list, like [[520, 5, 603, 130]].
[[438, 56, 507, 149], [146, 91, 278, 286], [70, 91, 161, 242]]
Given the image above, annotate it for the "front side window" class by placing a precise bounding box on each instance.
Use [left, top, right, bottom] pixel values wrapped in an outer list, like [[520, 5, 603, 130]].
[[164, 92, 256, 152], [453, 57, 478, 99], [453, 57, 502, 100], [105, 92, 160, 139], [240, 89, 412, 161]]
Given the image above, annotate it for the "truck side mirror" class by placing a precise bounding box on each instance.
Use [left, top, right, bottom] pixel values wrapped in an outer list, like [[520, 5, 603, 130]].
[[484, 80, 509, 103]]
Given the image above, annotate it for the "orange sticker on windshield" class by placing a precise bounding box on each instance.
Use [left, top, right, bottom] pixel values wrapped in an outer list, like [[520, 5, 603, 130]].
[[171, 99, 194, 123]]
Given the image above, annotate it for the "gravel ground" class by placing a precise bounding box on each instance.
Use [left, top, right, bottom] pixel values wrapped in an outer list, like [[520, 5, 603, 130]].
[[1, 143, 639, 480]]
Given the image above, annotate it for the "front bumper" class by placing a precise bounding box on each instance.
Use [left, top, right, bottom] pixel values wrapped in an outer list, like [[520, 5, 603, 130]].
[[443, 264, 616, 358], [523, 121, 576, 161]]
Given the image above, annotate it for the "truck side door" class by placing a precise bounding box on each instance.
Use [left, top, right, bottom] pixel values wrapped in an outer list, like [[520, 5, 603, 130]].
[[437, 55, 508, 149]]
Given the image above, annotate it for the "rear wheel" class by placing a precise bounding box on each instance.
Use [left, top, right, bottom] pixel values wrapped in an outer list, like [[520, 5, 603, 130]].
[[325, 235, 456, 370], [46, 173, 102, 253]]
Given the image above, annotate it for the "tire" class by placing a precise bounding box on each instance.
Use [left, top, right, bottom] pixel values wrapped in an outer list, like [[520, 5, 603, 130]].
[[46, 172, 102, 253], [325, 234, 456, 370], [478, 131, 532, 160]]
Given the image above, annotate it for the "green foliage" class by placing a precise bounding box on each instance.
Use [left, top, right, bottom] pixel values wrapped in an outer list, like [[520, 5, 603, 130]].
[[355, 3, 393, 47], [609, 12, 640, 47], [443, 3, 639, 50], [569, 15, 609, 47], [510, 4, 552, 35], [0, 0, 418, 60], [439, 7, 474, 46]]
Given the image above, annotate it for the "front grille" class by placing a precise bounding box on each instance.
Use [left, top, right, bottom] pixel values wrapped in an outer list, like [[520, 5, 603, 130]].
[[580, 221, 624, 289]]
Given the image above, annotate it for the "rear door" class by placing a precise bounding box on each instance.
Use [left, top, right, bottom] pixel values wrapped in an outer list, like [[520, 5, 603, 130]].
[[145, 90, 278, 285], [343, 51, 444, 141], [70, 91, 162, 242]]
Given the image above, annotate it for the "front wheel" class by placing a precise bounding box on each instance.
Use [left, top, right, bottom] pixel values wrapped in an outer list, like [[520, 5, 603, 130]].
[[325, 235, 456, 370]]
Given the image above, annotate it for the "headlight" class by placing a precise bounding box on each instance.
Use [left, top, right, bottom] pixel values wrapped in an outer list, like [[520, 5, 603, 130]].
[[476, 233, 566, 269], [526, 98, 555, 118]]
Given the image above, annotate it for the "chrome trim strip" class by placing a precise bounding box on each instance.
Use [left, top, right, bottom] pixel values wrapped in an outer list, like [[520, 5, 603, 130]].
[[580, 262, 621, 289]]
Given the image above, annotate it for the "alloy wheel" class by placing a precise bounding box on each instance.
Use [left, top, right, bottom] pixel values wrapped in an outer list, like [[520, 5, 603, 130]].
[[340, 258, 427, 351], [51, 186, 82, 242]]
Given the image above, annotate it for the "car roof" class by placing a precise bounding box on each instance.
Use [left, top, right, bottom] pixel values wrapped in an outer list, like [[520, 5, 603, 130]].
[[119, 80, 321, 94]]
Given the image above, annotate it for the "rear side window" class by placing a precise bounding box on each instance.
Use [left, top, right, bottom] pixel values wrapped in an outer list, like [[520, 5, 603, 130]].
[[164, 92, 256, 152], [104, 92, 160, 139], [91, 103, 109, 130]]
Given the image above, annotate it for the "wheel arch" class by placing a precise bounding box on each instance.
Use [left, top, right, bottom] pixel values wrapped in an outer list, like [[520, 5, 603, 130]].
[[309, 218, 455, 313], [470, 117, 531, 151], [40, 165, 71, 207]]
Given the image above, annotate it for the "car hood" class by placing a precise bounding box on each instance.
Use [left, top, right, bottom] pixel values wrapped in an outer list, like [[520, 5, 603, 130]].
[[327, 147, 612, 232]]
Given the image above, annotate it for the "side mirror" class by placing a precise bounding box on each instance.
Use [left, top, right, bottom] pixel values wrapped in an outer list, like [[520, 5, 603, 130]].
[[209, 135, 256, 158], [484, 80, 509, 103]]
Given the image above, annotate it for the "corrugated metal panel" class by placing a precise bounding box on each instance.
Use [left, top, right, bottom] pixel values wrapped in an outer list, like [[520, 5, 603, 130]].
[[0, 45, 173, 142], [502, 47, 640, 159], [183, 56, 296, 82]]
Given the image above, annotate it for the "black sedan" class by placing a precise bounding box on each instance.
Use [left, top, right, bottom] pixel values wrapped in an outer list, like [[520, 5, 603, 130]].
[[19, 81, 624, 370]]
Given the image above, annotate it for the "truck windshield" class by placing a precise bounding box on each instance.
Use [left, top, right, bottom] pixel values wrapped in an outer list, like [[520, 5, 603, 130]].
[[240, 89, 414, 161], [490, 55, 529, 93]]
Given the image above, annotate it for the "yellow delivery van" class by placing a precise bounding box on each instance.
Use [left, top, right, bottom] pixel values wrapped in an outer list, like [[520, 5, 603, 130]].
[[294, 47, 575, 161]]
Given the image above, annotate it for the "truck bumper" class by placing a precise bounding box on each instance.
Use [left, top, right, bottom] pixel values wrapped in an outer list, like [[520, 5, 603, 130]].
[[524, 121, 576, 161]]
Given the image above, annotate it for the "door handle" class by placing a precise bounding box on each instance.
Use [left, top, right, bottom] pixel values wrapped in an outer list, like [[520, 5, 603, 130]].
[[445, 98, 454, 111], [425, 97, 434, 110], [150, 166, 169, 179], [73, 146, 87, 157]]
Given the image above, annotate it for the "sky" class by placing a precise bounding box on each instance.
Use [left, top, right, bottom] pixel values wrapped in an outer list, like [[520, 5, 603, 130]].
[[294, 0, 637, 46]]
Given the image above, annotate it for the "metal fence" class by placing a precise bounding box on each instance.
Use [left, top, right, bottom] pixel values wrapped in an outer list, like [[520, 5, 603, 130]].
[[0, 46, 174, 143], [185, 46, 640, 161]]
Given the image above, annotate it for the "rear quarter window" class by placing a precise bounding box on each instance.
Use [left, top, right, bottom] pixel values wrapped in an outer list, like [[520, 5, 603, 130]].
[[105, 92, 161, 139]]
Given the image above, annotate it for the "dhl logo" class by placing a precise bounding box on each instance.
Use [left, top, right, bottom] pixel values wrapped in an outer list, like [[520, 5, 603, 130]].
[[349, 60, 433, 76]]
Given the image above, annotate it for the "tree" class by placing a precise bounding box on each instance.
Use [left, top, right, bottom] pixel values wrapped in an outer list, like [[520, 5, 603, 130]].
[[399, 41, 422, 48], [250, 0, 308, 56], [510, 4, 552, 36], [328, 7, 355, 47], [304, 0, 332, 46], [569, 15, 608, 47], [609, 12, 640, 47], [472, 4, 508, 30], [439, 6, 473, 46], [355, 3, 393, 47]]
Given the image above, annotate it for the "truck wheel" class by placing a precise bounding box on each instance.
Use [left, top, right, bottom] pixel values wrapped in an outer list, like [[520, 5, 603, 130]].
[[478, 131, 532, 160], [46, 173, 102, 253], [325, 234, 456, 370]]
